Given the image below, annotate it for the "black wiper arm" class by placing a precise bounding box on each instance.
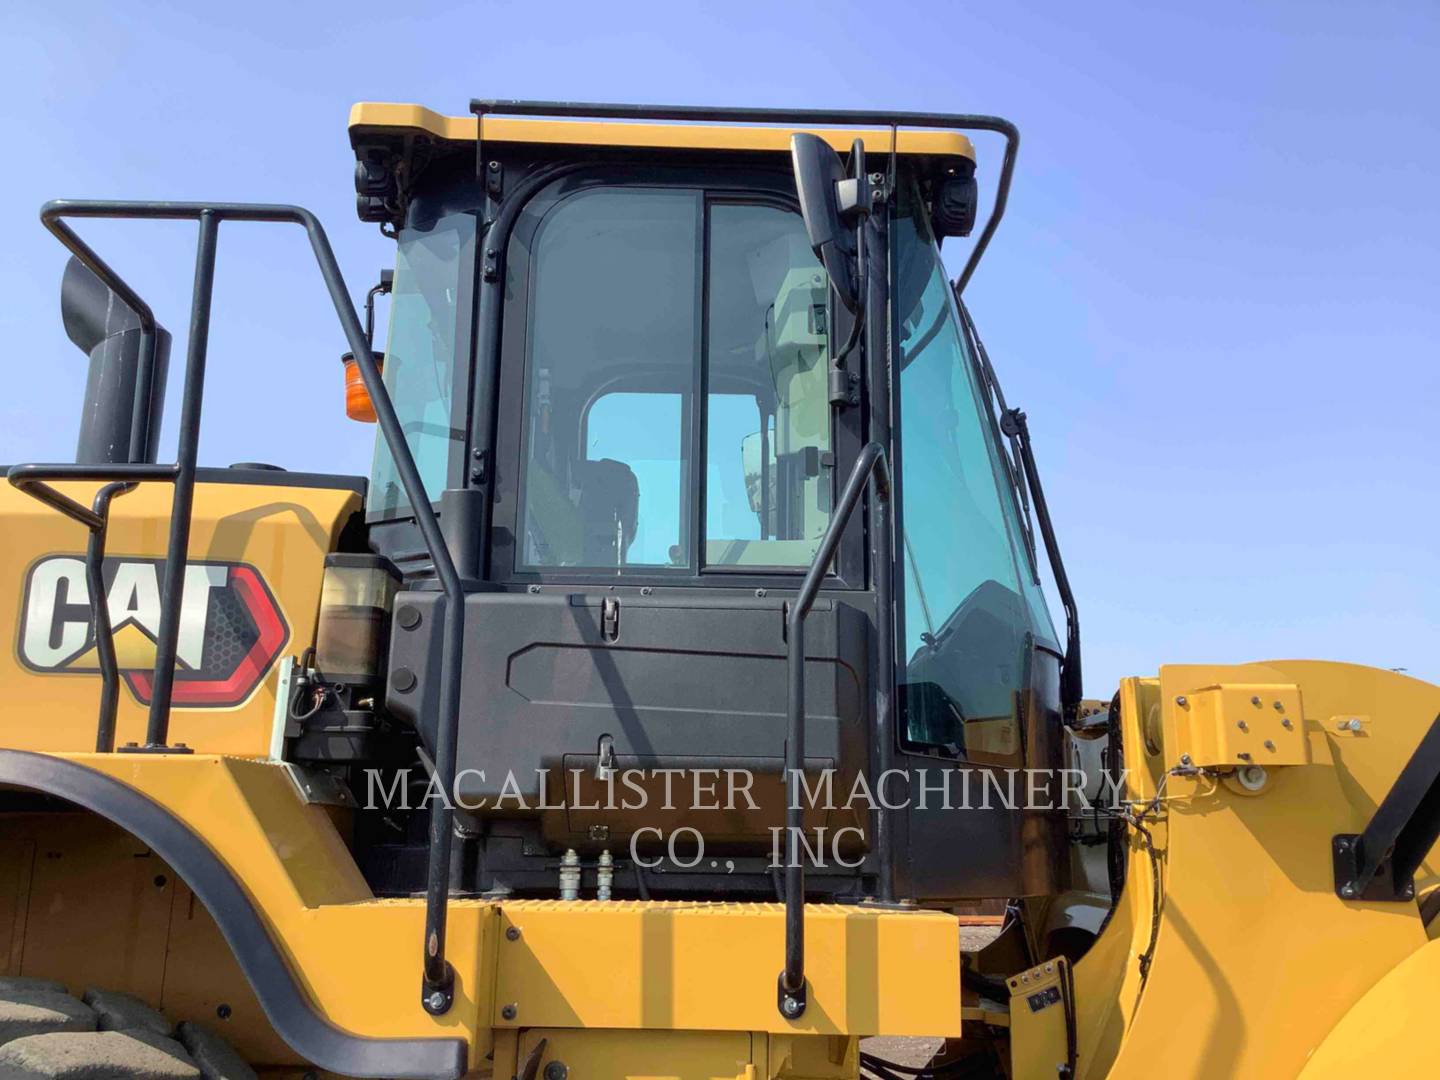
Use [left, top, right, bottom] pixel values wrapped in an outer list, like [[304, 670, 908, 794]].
[[955, 296, 1081, 722], [1001, 405, 1082, 722]]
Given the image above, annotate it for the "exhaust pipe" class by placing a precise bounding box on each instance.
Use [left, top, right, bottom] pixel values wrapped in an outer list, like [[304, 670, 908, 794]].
[[61, 255, 170, 463]]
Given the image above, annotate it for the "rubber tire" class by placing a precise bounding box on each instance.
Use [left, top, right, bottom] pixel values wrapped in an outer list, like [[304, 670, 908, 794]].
[[0, 985, 255, 1080]]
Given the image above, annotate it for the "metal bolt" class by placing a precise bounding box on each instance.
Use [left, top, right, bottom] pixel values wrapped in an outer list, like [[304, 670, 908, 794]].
[[1403, 884, 1415, 899], [1044, 963, 1054, 973], [543, 1064, 569, 1080], [781, 995, 804, 1018], [1179, 753, 1193, 767], [1251, 696, 1262, 706], [1282, 718, 1294, 730], [489, 160, 501, 172], [1273, 701, 1284, 712], [1237, 720, 1249, 732], [1237, 752, 1252, 761], [755, 588, 768, 597], [425, 990, 448, 1013], [640, 586, 653, 596], [1264, 740, 1276, 752], [505, 926, 521, 941], [392, 667, 417, 693], [1341, 885, 1356, 899], [501, 1003, 518, 1021], [1175, 696, 1188, 708], [528, 584, 542, 594], [1338, 718, 1362, 732], [397, 605, 421, 630], [1337, 838, 1352, 850]]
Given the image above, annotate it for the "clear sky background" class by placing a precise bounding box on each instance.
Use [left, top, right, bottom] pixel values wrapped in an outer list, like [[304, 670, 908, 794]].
[[2, 1, 1435, 695]]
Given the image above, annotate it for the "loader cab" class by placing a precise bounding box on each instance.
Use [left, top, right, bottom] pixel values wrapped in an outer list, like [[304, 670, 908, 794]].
[[341, 104, 1069, 904]]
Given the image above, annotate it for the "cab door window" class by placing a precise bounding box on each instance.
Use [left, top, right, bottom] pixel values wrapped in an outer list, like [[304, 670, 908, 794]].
[[509, 183, 833, 573]]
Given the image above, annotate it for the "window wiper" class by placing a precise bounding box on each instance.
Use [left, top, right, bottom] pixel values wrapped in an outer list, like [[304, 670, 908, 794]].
[[956, 294, 1083, 723]]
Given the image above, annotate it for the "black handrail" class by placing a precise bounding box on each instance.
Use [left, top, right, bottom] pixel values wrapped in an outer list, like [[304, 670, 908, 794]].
[[778, 440, 891, 1021], [470, 100, 1018, 294], [15, 200, 467, 1015]]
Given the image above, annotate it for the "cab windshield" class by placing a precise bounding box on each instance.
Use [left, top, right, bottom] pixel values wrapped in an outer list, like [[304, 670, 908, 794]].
[[893, 180, 1057, 760]]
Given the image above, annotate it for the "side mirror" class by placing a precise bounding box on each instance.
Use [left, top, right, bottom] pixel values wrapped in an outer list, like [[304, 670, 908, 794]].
[[789, 133, 865, 313]]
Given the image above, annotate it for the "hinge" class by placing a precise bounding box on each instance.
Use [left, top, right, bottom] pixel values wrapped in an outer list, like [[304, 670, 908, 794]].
[[829, 367, 860, 407], [483, 245, 500, 282], [485, 159, 504, 199], [601, 596, 620, 642]]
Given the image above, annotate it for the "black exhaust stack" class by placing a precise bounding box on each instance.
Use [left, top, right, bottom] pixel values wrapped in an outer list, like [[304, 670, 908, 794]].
[[61, 255, 170, 463]]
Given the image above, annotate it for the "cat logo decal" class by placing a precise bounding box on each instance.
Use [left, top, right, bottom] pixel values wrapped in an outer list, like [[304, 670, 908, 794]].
[[18, 556, 288, 708]]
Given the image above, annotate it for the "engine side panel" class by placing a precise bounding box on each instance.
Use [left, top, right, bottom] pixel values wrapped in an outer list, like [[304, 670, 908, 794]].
[[0, 476, 360, 756]]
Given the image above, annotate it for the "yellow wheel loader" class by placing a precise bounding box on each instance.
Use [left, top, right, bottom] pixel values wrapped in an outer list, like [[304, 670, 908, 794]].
[[0, 100, 1436, 1080]]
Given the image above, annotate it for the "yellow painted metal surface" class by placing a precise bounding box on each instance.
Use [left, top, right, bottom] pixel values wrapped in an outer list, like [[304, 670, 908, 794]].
[[36, 753, 496, 1068], [5, 752, 961, 1072], [1007, 959, 1071, 1078], [0, 479, 359, 757], [348, 102, 977, 161], [1058, 662, 1440, 1080], [1298, 935, 1440, 1077], [515, 1029, 757, 1080], [494, 1029, 855, 1080], [1170, 681, 1309, 767], [494, 901, 960, 1037]]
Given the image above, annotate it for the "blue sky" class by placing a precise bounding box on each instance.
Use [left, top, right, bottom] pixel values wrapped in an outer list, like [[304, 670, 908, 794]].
[[2, 0, 1435, 694]]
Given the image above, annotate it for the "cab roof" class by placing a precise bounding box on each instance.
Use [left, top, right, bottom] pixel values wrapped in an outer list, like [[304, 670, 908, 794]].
[[348, 102, 977, 164]]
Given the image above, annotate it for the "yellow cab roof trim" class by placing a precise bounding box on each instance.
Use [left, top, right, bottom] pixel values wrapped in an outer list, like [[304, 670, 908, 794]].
[[348, 102, 976, 162]]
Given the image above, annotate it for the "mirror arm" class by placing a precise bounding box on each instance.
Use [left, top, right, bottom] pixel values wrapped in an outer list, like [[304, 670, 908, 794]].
[[827, 140, 870, 407]]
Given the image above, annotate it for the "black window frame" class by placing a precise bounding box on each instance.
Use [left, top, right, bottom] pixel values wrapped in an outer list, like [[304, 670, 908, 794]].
[[489, 164, 865, 590]]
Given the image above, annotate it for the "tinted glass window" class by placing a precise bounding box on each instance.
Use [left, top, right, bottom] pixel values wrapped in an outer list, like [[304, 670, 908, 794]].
[[517, 188, 698, 569], [704, 203, 832, 568], [368, 214, 474, 515], [512, 187, 831, 572], [894, 197, 1043, 762]]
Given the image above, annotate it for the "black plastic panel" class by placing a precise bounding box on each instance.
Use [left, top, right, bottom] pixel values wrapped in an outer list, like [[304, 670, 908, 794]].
[[386, 591, 869, 851]]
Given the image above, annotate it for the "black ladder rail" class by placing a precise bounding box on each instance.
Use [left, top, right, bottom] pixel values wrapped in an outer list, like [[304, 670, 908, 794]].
[[778, 440, 891, 1020], [6, 466, 159, 752], [20, 200, 467, 1015]]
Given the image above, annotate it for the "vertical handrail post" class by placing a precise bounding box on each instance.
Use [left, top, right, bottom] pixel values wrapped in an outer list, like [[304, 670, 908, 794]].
[[779, 442, 889, 1020], [89, 481, 137, 752], [144, 210, 218, 749]]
